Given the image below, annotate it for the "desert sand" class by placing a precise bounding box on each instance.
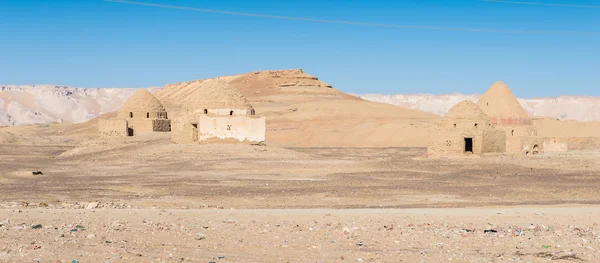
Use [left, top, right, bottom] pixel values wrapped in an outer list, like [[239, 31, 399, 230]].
[[2, 70, 600, 262]]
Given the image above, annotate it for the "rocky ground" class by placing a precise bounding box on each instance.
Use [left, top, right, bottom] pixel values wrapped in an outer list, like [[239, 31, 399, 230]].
[[1, 207, 599, 262], [3, 133, 600, 262]]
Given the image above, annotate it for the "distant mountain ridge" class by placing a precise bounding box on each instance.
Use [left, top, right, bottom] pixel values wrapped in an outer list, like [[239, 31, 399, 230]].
[[356, 93, 600, 122], [2, 83, 600, 126]]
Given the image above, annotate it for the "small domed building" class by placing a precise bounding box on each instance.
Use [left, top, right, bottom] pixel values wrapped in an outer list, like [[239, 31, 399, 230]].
[[98, 89, 171, 137], [428, 100, 506, 156], [476, 81, 542, 154], [171, 82, 265, 144]]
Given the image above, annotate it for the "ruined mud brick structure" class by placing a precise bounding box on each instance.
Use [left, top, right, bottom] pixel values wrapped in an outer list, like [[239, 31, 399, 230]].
[[171, 81, 266, 144], [428, 100, 506, 155], [476, 82, 543, 154], [98, 89, 171, 137]]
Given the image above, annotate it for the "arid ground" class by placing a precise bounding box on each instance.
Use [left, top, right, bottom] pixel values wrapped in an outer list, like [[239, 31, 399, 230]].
[[2, 129, 600, 262]]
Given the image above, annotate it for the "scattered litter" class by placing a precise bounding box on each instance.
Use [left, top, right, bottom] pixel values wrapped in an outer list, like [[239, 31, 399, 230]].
[[484, 229, 498, 233], [31, 224, 42, 229], [31, 171, 43, 175]]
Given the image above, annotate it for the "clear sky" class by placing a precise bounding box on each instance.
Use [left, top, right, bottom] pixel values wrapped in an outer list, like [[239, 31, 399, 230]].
[[1, 0, 598, 97]]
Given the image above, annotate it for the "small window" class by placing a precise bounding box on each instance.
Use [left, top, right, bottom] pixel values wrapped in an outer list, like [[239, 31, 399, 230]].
[[230, 110, 234, 116], [204, 109, 208, 114], [511, 130, 515, 136], [251, 109, 256, 116], [453, 123, 457, 128], [146, 112, 149, 118], [486, 102, 489, 106], [129, 112, 133, 118], [474, 123, 478, 128]]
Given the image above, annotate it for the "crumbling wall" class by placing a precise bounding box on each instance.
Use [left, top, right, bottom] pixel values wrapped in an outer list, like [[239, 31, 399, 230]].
[[565, 137, 600, 150], [171, 116, 197, 144], [518, 136, 544, 155], [543, 138, 568, 152], [127, 119, 154, 134], [427, 128, 484, 155], [198, 115, 266, 144], [98, 119, 128, 137], [482, 130, 506, 153], [499, 126, 537, 153]]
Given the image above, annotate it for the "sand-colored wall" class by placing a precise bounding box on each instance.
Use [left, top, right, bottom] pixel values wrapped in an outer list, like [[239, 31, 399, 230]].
[[98, 119, 128, 137], [565, 137, 600, 150], [428, 117, 506, 156], [117, 110, 167, 120], [171, 116, 196, 144], [482, 130, 506, 153], [198, 115, 266, 144], [543, 138, 568, 152], [534, 118, 600, 138]]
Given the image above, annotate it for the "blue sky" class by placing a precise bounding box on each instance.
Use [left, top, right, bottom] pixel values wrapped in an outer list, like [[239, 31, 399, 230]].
[[0, 0, 598, 97]]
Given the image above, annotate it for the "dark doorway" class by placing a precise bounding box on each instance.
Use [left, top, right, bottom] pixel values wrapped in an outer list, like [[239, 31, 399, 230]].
[[464, 138, 473, 153], [191, 124, 198, 141], [230, 110, 234, 116], [127, 128, 134, 136]]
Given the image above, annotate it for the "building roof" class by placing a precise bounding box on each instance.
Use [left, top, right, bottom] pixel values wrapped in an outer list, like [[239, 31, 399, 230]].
[[185, 80, 252, 110], [446, 100, 489, 119], [476, 81, 530, 118], [119, 89, 166, 113]]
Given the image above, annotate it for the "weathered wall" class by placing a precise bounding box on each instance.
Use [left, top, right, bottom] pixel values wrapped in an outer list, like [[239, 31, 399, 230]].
[[518, 136, 544, 155], [428, 131, 484, 155], [127, 119, 154, 134], [534, 118, 600, 138], [497, 126, 537, 153], [171, 116, 197, 144], [543, 138, 568, 152], [198, 115, 266, 144], [482, 130, 506, 153], [118, 110, 167, 119], [565, 137, 600, 150], [98, 119, 128, 137]]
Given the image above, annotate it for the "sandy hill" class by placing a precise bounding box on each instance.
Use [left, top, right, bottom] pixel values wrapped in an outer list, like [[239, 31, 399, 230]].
[[153, 69, 438, 147]]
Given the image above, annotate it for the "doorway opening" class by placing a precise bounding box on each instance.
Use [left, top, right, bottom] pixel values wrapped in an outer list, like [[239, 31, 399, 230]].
[[464, 138, 473, 153], [191, 123, 198, 141], [127, 128, 134, 136]]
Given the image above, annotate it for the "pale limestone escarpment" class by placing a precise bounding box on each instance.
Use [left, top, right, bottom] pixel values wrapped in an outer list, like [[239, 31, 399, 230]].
[[98, 90, 170, 137], [428, 100, 506, 156]]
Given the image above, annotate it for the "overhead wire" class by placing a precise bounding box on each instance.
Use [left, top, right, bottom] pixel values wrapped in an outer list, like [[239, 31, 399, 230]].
[[103, 0, 600, 36]]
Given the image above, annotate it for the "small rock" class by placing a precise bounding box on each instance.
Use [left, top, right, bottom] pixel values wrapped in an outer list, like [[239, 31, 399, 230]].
[[195, 232, 206, 240], [31, 224, 42, 229], [86, 234, 96, 239], [86, 202, 99, 210]]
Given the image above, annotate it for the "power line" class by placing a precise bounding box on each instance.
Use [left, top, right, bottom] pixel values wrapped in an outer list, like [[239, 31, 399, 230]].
[[481, 0, 600, 9], [103, 0, 600, 36]]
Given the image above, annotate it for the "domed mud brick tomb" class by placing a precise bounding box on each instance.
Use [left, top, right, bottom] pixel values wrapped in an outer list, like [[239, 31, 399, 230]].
[[98, 89, 171, 137], [476, 82, 542, 154], [428, 100, 506, 155], [171, 82, 266, 144]]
